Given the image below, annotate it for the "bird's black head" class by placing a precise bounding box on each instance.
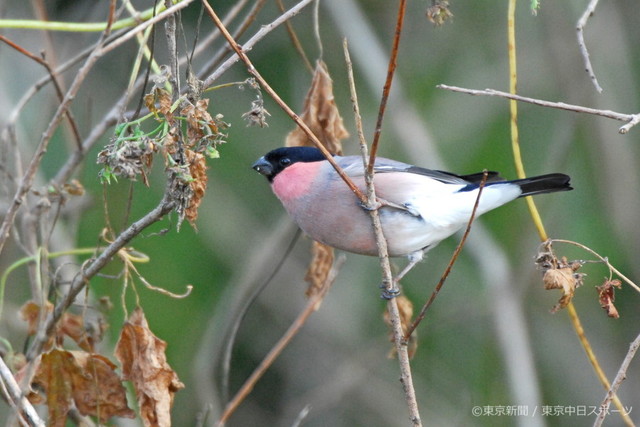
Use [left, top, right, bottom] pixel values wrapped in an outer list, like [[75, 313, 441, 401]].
[[252, 146, 329, 181]]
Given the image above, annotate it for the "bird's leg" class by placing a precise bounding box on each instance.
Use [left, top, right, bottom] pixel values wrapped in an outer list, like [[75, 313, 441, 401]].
[[380, 251, 424, 299], [359, 198, 421, 217]]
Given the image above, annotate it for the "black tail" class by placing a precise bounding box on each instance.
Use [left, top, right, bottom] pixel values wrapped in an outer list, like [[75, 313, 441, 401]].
[[511, 173, 572, 197]]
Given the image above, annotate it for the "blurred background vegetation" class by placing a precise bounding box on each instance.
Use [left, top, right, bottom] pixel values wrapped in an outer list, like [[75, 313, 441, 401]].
[[1, 0, 640, 426]]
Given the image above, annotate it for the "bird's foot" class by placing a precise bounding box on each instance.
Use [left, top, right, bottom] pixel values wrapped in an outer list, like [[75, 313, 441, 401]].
[[379, 281, 401, 300], [359, 198, 420, 217]]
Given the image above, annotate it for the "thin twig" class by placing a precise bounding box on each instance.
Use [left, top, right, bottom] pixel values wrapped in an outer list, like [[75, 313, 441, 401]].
[[276, 0, 314, 73], [593, 332, 640, 427], [0, 24, 110, 264], [201, 0, 367, 204], [576, 0, 603, 93], [0, 355, 45, 427], [404, 171, 488, 341], [344, 38, 421, 427], [201, 0, 315, 88], [437, 84, 640, 134], [0, 35, 82, 149], [366, 0, 406, 177], [215, 256, 345, 427], [219, 228, 302, 404]]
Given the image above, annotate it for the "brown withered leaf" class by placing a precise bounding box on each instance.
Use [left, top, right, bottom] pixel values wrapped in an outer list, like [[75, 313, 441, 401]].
[[144, 87, 173, 117], [32, 349, 134, 426], [304, 241, 335, 298], [59, 311, 106, 352], [597, 279, 622, 318], [181, 98, 217, 146], [71, 352, 135, 422], [20, 301, 105, 352], [32, 349, 78, 427], [384, 296, 417, 359], [544, 268, 577, 313], [20, 301, 53, 335], [184, 149, 208, 227], [115, 307, 184, 427], [536, 249, 585, 313], [285, 60, 349, 154]]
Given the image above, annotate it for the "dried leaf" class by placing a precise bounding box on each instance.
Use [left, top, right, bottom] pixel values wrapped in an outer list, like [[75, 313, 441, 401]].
[[184, 149, 208, 227], [145, 87, 173, 117], [20, 301, 105, 352], [115, 307, 184, 427], [384, 296, 417, 359], [536, 250, 585, 313], [544, 268, 577, 312], [33, 349, 76, 427], [597, 279, 622, 318], [32, 349, 134, 426], [304, 241, 335, 298], [59, 311, 106, 352], [285, 61, 349, 154], [20, 301, 53, 335], [181, 98, 217, 146]]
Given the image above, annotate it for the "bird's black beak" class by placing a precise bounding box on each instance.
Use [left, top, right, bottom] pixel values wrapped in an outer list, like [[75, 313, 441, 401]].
[[252, 156, 273, 177]]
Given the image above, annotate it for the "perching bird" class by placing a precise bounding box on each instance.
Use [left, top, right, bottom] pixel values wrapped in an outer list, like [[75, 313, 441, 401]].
[[253, 146, 571, 294]]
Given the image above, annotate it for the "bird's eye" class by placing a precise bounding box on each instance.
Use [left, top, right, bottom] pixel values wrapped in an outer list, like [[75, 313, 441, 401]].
[[279, 158, 291, 167]]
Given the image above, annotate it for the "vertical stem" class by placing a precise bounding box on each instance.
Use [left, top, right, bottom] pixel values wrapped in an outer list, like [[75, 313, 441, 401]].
[[367, 0, 407, 175], [344, 38, 422, 427]]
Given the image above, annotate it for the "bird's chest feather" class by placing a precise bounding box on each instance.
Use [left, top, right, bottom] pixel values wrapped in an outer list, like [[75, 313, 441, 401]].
[[271, 162, 322, 202], [271, 165, 441, 256]]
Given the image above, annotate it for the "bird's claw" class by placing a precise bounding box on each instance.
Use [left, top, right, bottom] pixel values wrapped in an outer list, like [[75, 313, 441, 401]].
[[379, 281, 401, 299], [359, 198, 420, 217], [358, 200, 380, 211], [380, 286, 401, 300]]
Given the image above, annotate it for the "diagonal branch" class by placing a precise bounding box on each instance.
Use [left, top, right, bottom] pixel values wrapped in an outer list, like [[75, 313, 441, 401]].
[[594, 332, 640, 426], [437, 84, 640, 134], [404, 171, 488, 340], [215, 256, 345, 426], [0, 356, 45, 427]]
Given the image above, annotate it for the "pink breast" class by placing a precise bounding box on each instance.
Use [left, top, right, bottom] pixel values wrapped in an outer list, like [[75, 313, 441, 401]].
[[271, 161, 323, 202]]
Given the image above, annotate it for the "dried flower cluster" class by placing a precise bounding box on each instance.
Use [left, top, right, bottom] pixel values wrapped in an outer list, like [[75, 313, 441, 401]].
[[536, 241, 624, 318], [98, 68, 228, 228], [536, 247, 585, 313]]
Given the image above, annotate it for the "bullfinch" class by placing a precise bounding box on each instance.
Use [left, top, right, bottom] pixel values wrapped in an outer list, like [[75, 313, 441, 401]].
[[253, 146, 571, 294]]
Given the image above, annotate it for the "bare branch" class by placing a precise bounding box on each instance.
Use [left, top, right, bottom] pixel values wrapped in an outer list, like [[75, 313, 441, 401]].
[[0, 355, 45, 427], [201, 0, 315, 88], [437, 84, 640, 134], [593, 332, 640, 426], [576, 0, 603, 93], [344, 38, 422, 427]]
